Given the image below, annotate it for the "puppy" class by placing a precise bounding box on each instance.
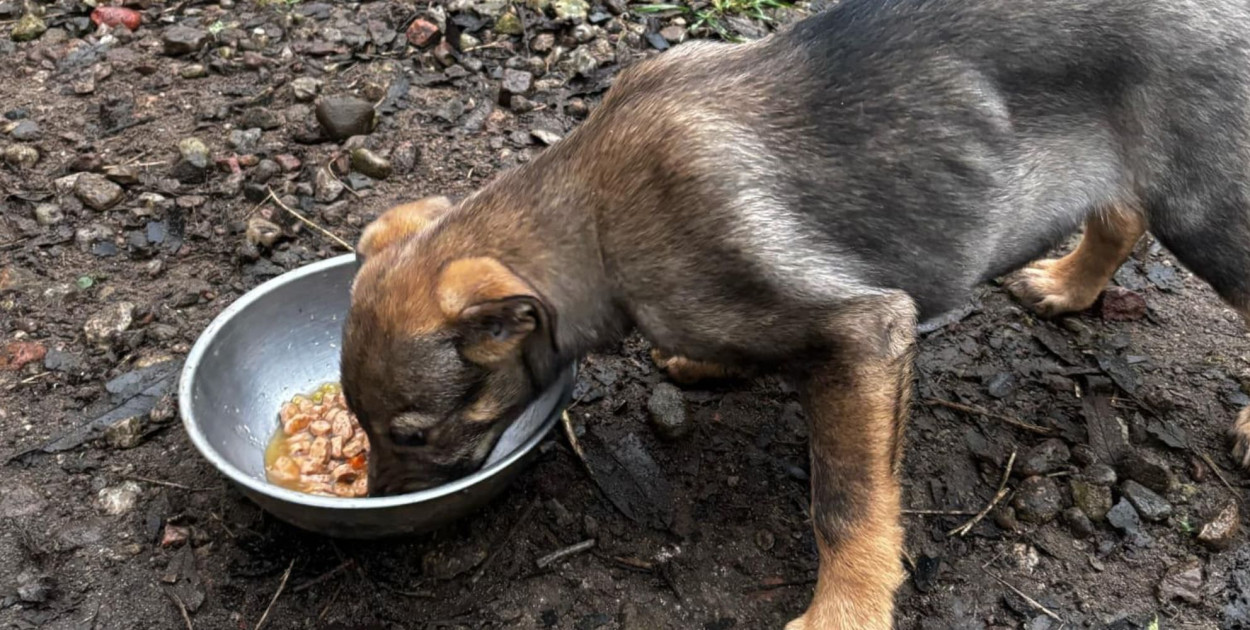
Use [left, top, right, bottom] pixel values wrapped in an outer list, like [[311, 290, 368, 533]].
[[342, 0, 1250, 627]]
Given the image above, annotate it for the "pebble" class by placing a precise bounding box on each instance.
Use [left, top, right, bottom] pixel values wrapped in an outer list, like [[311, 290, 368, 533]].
[[1100, 286, 1147, 321], [406, 18, 439, 47], [495, 12, 524, 35], [33, 203, 63, 225], [162, 26, 209, 55], [1012, 475, 1063, 524], [105, 416, 144, 449], [531, 32, 555, 52], [531, 128, 563, 145], [502, 68, 534, 95], [178, 137, 210, 169], [1197, 501, 1239, 550], [245, 217, 283, 248], [291, 77, 321, 102], [0, 482, 45, 518], [1061, 507, 1095, 539], [314, 167, 344, 202], [228, 128, 262, 153], [8, 119, 39, 140], [1070, 478, 1112, 522], [554, 0, 590, 22], [74, 173, 124, 211], [11, 13, 46, 42], [104, 164, 140, 185], [96, 481, 142, 515], [985, 372, 1015, 398], [572, 23, 597, 43], [565, 46, 599, 77], [0, 341, 46, 371], [350, 147, 392, 179], [2, 143, 38, 167], [1018, 438, 1070, 476], [1120, 480, 1172, 522], [1083, 462, 1117, 486], [1106, 498, 1151, 546], [240, 108, 284, 130], [161, 524, 190, 548], [83, 302, 135, 346], [647, 382, 689, 440], [1157, 559, 1203, 604], [180, 63, 207, 79], [16, 573, 53, 603], [315, 96, 375, 140], [1120, 451, 1174, 494], [659, 25, 686, 44], [274, 153, 302, 172]]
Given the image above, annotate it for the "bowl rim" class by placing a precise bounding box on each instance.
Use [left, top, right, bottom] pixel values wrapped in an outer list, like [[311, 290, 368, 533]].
[[178, 253, 569, 511]]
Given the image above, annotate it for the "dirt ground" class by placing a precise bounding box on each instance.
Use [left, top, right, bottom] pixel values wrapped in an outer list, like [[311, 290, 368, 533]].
[[2, 1, 1249, 629]]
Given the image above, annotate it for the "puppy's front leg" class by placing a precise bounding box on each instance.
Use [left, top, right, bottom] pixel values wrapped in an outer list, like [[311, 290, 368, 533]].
[[787, 293, 915, 630]]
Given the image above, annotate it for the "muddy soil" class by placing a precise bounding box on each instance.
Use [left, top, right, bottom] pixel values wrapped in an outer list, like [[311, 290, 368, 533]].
[[1, 1, 1248, 629]]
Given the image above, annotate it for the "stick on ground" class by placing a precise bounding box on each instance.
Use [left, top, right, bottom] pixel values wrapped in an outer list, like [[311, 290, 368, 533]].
[[255, 559, 295, 630], [536, 539, 596, 569], [926, 398, 1058, 436], [264, 187, 353, 251], [949, 448, 1017, 537]]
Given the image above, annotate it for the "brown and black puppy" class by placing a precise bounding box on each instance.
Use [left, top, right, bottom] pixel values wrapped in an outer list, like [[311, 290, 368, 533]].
[[342, 0, 1250, 627]]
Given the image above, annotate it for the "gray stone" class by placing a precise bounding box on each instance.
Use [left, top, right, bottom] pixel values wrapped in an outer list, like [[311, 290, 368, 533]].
[[163, 26, 209, 55], [96, 481, 142, 515], [0, 482, 45, 518], [315, 96, 375, 140], [1070, 478, 1112, 522], [1120, 451, 1174, 494], [1107, 498, 1152, 546], [9, 119, 40, 140], [314, 167, 344, 202], [565, 46, 599, 77], [647, 382, 689, 440], [291, 77, 321, 102], [1019, 438, 1071, 476], [83, 302, 134, 346], [1121, 480, 1172, 522], [501, 68, 533, 95], [1061, 507, 1095, 539], [33, 203, 63, 225], [178, 137, 210, 169], [16, 573, 53, 603], [1157, 560, 1203, 604], [531, 128, 563, 145], [1083, 462, 1117, 486], [228, 128, 262, 153], [73, 173, 124, 211], [1012, 475, 1064, 524]]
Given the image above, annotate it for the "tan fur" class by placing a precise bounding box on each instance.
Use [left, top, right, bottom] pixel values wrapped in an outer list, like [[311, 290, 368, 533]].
[[1233, 406, 1250, 468], [650, 348, 747, 384], [1008, 203, 1147, 316], [357, 196, 454, 258]]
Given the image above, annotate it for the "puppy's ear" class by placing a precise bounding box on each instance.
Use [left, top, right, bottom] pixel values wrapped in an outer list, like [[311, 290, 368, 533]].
[[357, 196, 454, 259], [437, 257, 547, 364]]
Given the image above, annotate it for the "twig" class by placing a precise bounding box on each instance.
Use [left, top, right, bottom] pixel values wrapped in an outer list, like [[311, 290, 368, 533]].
[[123, 474, 201, 491], [292, 559, 354, 594], [19, 371, 50, 384], [903, 508, 978, 516], [561, 411, 592, 475], [255, 559, 295, 630], [745, 577, 818, 592], [925, 399, 1058, 436], [317, 585, 341, 622], [984, 569, 1064, 623], [949, 448, 1017, 537], [472, 499, 540, 584], [536, 539, 596, 569], [163, 588, 194, 630], [464, 41, 511, 52], [264, 187, 353, 251], [1200, 452, 1240, 498]]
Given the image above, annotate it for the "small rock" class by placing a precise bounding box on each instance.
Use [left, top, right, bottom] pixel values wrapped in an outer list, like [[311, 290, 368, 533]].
[[531, 128, 563, 145], [104, 164, 140, 185], [84, 302, 135, 346], [531, 32, 555, 53], [572, 23, 596, 43], [1084, 462, 1117, 486], [1196, 501, 1239, 550], [3, 143, 38, 167], [1100, 286, 1147, 321], [565, 46, 599, 77], [274, 153, 301, 172], [9, 119, 40, 140], [33, 202, 62, 225], [105, 416, 144, 449], [407, 17, 440, 47], [180, 64, 207, 79], [239, 108, 283, 131], [433, 40, 457, 66], [1019, 438, 1070, 476], [178, 137, 210, 169], [502, 68, 533, 95], [1107, 498, 1151, 546], [0, 341, 47, 371], [993, 505, 1019, 532], [0, 264, 34, 292], [350, 147, 392, 180], [11, 13, 47, 42], [245, 217, 283, 248], [1070, 479, 1113, 522], [1120, 451, 1174, 494], [314, 167, 344, 202], [91, 7, 142, 31], [1157, 560, 1203, 605], [16, 573, 53, 603], [659, 25, 686, 44], [96, 481, 142, 515], [163, 26, 209, 55], [553, 0, 589, 22], [228, 128, 261, 153], [74, 173, 125, 211], [161, 524, 190, 548], [315, 96, 375, 140], [1012, 475, 1063, 524], [291, 77, 321, 102], [985, 372, 1015, 398], [1061, 507, 1095, 539], [495, 11, 523, 35], [1121, 480, 1172, 522], [647, 382, 689, 440]]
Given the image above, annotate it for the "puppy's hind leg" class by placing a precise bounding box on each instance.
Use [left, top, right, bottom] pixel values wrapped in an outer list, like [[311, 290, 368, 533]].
[[1008, 202, 1146, 317], [650, 348, 752, 385]]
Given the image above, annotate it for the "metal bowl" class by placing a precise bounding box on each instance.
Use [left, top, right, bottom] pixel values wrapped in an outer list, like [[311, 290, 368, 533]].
[[179, 254, 574, 538]]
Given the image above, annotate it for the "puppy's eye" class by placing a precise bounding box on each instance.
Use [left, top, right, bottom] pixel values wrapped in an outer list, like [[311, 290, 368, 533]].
[[389, 427, 426, 447], [488, 319, 505, 339]]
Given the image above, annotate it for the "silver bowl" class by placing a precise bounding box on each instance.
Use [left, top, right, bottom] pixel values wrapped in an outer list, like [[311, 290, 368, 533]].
[[179, 253, 574, 538]]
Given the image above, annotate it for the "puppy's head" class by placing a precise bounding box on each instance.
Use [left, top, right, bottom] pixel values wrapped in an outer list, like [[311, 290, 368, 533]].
[[342, 197, 554, 495]]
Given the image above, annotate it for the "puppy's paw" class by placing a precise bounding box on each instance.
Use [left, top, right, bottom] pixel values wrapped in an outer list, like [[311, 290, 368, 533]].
[[783, 617, 807, 630], [1007, 258, 1102, 317], [1231, 406, 1250, 469], [650, 348, 741, 385]]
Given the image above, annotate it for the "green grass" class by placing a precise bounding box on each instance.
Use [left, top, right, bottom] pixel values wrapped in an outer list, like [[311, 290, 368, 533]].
[[633, 0, 793, 41]]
